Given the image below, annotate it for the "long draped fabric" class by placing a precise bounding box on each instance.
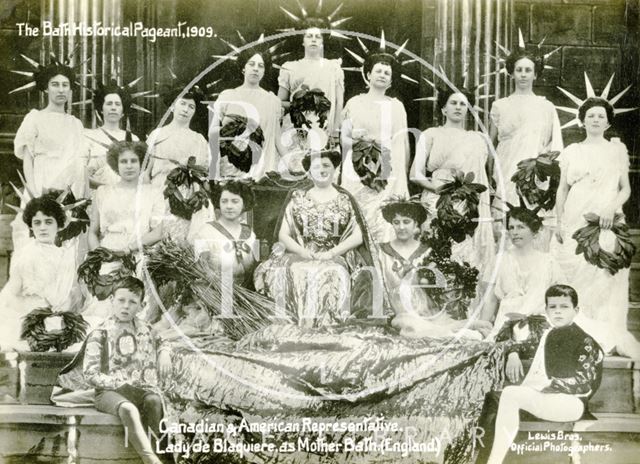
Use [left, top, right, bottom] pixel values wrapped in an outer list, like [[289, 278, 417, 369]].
[[162, 324, 507, 464], [551, 140, 630, 334]]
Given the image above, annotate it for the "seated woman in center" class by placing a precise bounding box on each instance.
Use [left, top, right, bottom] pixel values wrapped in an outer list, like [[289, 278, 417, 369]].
[[254, 149, 380, 327], [379, 198, 492, 339]]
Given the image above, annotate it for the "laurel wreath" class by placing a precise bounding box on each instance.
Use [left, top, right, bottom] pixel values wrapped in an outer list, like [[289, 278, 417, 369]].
[[351, 139, 391, 193], [289, 85, 331, 130], [417, 230, 480, 320], [21, 307, 89, 352], [433, 170, 487, 243], [219, 114, 265, 173], [77, 247, 137, 300], [164, 157, 211, 221], [511, 150, 560, 211], [573, 212, 636, 275]]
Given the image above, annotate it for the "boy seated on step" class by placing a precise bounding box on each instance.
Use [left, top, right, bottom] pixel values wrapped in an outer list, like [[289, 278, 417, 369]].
[[477, 284, 604, 464], [82, 276, 171, 464]]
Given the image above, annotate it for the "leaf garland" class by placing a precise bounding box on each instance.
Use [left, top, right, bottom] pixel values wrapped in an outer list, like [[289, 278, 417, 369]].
[[572, 212, 636, 275], [289, 85, 331, 130], [164, 157, 211, 221], [219, 114, 265, 173], [351, 139, 391, 193], [21, 307, 89, 352], [417, 229, 479, 320], [77, 247, 137, 300], [511, 150, 560, 211], [434, 170, 487, 243]]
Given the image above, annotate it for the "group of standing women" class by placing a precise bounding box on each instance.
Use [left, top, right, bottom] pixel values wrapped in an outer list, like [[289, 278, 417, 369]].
[[0, 25, 636, 357]]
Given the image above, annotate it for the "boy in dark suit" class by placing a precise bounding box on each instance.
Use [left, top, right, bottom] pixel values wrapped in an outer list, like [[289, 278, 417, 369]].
[[478, 284, 604, 464]]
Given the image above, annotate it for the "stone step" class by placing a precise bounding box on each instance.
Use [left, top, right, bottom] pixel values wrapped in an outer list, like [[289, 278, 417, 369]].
[[502, 413, 640, 464], [589, 356, 639, 414], [0, 404, 139, 463]]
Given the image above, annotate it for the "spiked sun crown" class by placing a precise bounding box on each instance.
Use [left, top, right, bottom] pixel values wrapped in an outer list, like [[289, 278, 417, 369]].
[[279, 0, 351, 39], [9, 49, 86, 94], [343, 31, 418, 86], [486, 29, 560, 79], [555, 73, 637, 129]]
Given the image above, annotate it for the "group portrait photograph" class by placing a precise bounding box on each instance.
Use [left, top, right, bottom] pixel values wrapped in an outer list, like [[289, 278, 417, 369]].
[[0, 0, 639, 463]]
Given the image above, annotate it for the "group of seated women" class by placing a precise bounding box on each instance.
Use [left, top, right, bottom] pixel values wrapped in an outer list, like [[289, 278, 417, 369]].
[[1, 25, 637, 361]]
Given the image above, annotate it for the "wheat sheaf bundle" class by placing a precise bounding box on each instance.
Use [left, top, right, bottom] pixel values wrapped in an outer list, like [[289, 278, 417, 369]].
[[145, 240, 283, 340]]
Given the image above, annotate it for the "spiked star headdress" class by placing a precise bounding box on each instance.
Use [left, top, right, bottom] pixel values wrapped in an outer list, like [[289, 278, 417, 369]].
[[71, 78, 155, 123], [6, 176, 91, 245], [279, 0, 351, 39], [555, 73, 637, 129], [9, 49, 86, 94], [343, 31, 418, 86], [486, 29, 560, 79], [415, 67, 491, 115]]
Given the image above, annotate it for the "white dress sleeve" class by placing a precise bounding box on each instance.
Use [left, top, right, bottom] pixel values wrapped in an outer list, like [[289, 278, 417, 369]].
[[14, 110, 39, 160]]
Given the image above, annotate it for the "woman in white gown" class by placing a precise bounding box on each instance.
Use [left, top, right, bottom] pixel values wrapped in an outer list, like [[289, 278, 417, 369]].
[[84, 141, 164, 328], [278, 27, 344, 141], [12, 64, 87, 250], [147, 87, 212, 240], [378, 199, 491, 339], [553, 97, 637, 355], [88, 141, 164, 254], [341, 53, 410, 242], [85, 82, 140, 188], [211, 49, 283, 180], [0, 196, 81, 349], [147, 87, 210, 188], [484, 206, 564, 335], [411, 88, 495, 272], [490, 49, 563, 214]]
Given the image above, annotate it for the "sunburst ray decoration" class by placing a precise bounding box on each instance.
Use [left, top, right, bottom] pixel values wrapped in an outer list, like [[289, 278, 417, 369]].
[[211, 31, 290, 74], [279, 0, 351, 39], [555, 73, 636, 129], [415, 66, 491, 115], [484, 28, 560, 79], [71, 77, 156, 126], [84, 127, 134, 152], [7, 181, 91, 245], [343, 30, 418, 86], [9, 48, 90, 95]]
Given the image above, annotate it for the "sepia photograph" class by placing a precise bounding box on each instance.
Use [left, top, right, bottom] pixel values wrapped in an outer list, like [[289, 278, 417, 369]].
[[0, 0, 639, 463]]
